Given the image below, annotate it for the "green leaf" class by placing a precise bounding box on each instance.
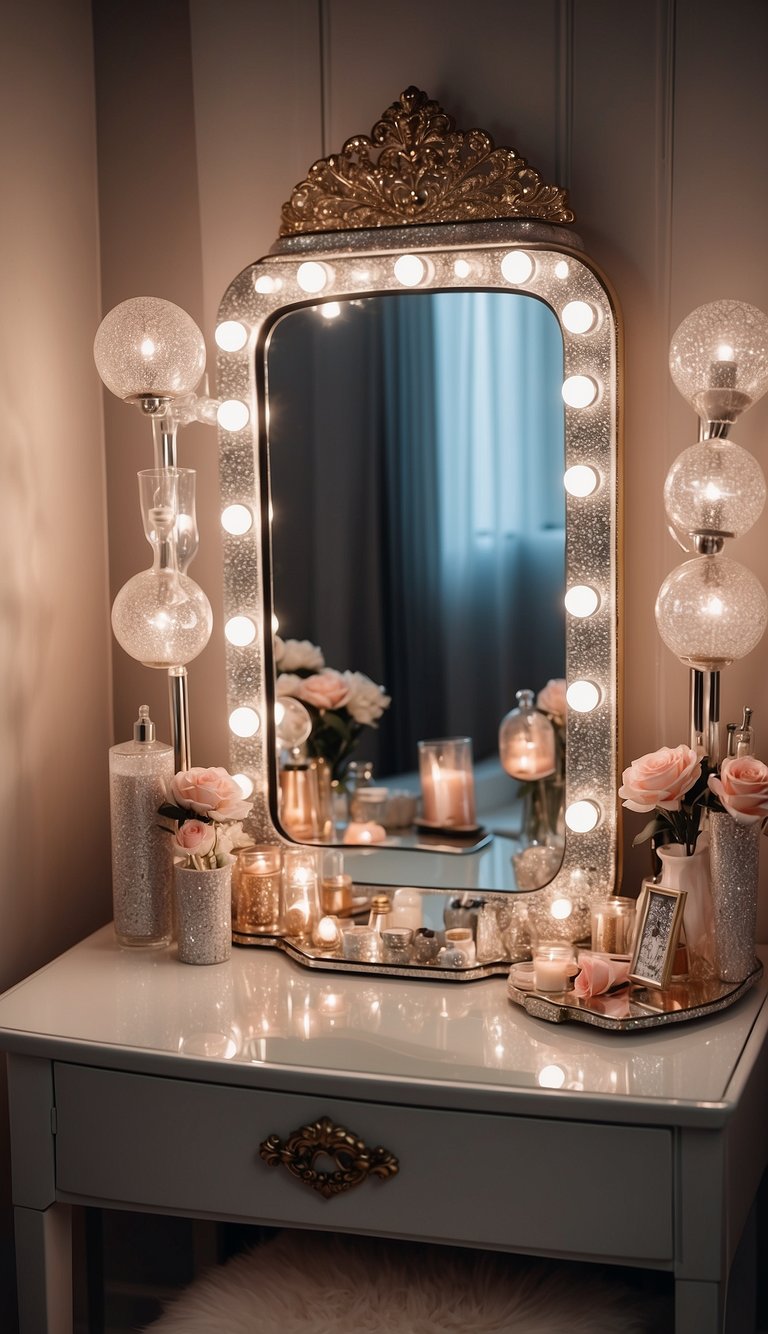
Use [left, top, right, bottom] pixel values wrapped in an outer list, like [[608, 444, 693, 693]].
[[632, 816, 666, 848]]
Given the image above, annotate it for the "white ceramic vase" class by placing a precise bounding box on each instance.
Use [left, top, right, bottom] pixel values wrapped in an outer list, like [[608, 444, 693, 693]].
[[174, 863, 232, 965], [708, 811, 760, 983], [656, 840, 714, 976]]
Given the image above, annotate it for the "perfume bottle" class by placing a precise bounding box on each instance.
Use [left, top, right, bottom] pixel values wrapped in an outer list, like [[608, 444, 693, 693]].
[[109, 706, 174, 948]]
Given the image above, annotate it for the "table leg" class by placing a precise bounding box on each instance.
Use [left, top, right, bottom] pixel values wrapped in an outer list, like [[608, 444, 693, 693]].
[[15, 1202, 73, 1334]]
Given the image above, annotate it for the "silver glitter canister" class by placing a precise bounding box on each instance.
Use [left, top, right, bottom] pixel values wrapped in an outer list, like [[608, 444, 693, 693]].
[[109, 706, 174, 949], [709, 811, 760, 983], [174, 864, 232, 965]]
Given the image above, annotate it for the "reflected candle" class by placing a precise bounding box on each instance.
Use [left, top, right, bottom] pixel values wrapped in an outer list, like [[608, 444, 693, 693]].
[[418, 738, 476, 827]]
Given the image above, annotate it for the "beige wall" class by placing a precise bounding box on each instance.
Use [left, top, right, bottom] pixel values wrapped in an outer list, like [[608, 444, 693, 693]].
[[0, 1, 111, 1325]]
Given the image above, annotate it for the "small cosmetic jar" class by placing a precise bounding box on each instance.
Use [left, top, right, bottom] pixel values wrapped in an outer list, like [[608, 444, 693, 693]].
[[380, 927, 414, 964], [412, 928, 440, 963], [444, 927, 476, 964]]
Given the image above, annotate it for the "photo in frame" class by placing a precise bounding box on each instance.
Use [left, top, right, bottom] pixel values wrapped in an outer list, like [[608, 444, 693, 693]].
[[629, 885, 687, 990]]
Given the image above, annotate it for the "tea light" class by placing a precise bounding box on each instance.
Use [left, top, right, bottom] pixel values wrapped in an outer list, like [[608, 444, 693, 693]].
[[533, 943, 578, 992], [313, 915, 341, 951], [341, 924, 378, 962], [342, 821, 386, 845], [590, 898, 636, 955]]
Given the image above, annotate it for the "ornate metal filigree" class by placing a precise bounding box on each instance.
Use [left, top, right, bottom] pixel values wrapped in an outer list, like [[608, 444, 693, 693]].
[[280, 86, 574, 235], [259, 1116, 400, 1199]]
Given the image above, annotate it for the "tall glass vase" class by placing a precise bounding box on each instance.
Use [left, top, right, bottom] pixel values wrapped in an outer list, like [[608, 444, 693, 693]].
[[708, 811, 760, 983], [656, 840, 714, 976]]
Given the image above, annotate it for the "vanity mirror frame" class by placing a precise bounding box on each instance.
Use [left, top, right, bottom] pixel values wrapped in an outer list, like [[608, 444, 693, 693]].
[[214, 92, 622, 946]]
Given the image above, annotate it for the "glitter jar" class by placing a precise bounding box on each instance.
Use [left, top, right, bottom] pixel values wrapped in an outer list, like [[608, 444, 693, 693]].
[[174, 864, 232, 965], [109, 705, 174, 949]]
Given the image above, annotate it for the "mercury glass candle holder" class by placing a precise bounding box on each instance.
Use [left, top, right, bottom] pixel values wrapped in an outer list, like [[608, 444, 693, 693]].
[[232, 846, 283, 936], [281, 848, 320, 938]]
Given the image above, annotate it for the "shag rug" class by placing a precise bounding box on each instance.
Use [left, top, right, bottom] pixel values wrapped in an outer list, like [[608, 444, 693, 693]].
[[147, 1230, 671, 1333]]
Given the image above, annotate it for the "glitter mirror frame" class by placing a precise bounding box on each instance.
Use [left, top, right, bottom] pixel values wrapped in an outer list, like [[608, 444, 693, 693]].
[[214, 216, 622, 948]]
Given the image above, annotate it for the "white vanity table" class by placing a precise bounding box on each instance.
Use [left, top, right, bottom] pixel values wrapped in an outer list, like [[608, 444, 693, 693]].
[[2, 926, 767, 1333]]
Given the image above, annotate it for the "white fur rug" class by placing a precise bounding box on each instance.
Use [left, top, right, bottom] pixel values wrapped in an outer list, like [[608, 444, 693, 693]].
[[147, 1230, 670, 1333]]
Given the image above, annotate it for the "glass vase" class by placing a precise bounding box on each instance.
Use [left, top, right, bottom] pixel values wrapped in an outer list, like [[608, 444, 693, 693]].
[[708, 811, 760, 983], [656, 840, 714, 976], [174, 863, 232, 965]]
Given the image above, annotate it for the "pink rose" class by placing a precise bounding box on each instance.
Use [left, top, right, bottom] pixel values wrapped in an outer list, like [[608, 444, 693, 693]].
[[619, 744, 701, 813], [297, 669, 350, 711], [171, 766, 252, 821], [573, 953, 631, 998], [537, 678, 567, 724], [708, 755, 768, 825], [173, 819, 216, 859]]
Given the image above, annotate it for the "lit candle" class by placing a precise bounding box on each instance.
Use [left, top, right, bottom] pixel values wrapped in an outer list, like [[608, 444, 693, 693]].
[[533, 944, 578, 993], [342, 821, 386, 845], [420, 767, 476, 825], [312, 915, 341, 951]]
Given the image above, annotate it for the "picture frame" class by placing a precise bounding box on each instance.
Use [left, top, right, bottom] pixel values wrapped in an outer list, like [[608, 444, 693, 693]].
[[629, 884, 687, 990]]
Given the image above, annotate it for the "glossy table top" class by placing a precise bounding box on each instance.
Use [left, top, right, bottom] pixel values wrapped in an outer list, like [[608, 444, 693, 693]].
[[0, 927, 764, 1127]]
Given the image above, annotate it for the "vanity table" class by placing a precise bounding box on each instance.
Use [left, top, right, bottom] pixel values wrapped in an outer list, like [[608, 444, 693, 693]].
[[2, 926, 767, 1334]]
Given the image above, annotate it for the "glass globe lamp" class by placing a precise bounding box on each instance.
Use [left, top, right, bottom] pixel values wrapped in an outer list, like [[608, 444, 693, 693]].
[[94, 296, 206, 403], [655, 554, 768, 670], [275, 697, 313, 750], [668, 300, 768, 431], [111, 571, 213, 668], [664, 438, 766, 540]]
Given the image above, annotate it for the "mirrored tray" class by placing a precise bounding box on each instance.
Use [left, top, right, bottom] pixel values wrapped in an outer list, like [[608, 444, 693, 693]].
[[234, 933, 517, 983], [506, 960, 763, 1031]]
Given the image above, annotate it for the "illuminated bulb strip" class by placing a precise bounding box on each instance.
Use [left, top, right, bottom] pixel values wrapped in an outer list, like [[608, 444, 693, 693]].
[[565, 585, 600, 617], [229, 707, 260, 738], [565, 800, 600, 833], [564, 465, 599, 497], [217, 399, 250, 431], [562, 375, 598, 408], [221, 504, 253, 535], [454, 258, 471, 278], [255, 274, 279, 294], [550, 898, 573, 920], [215, 320, 248, 351]]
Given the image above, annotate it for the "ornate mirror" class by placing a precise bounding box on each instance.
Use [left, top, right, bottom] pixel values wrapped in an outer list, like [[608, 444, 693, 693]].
[[215, 88, 621, 947]]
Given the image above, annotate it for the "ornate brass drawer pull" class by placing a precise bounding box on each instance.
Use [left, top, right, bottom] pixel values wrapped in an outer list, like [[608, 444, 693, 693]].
[[259, 1116, 399, 1199]]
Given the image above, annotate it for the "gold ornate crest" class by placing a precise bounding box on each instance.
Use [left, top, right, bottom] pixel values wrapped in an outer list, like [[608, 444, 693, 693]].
[[280, 86, 574, 236]]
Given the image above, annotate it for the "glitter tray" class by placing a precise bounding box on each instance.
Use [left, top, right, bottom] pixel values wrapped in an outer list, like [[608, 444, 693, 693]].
[[506, 960, 763, 1031], [235, 933, 516, 982]]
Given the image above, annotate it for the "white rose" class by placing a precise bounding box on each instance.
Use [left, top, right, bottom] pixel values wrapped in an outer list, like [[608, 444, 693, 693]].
[[343, 670, 391, 724], [276, 638, 325, 672]]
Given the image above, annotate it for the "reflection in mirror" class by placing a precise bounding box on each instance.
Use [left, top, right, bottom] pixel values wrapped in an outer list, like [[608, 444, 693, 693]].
[[268, 291, 565, 784]]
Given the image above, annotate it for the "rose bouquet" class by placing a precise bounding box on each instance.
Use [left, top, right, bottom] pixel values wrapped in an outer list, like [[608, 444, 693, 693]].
[[619, 743, 708, 855], [159, 766, 253, 869], [275, 636, 391, 782]]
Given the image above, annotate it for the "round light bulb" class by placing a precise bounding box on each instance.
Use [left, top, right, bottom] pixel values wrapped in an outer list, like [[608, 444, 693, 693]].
[[394, 254, 426, 287], [562, 375, 598, 408], [217, 399, 250, 431], [561, 301, 597, 334], [225, 615, 257, 646], [221, 504, 253, 535], [215, 320, 248, 352], [566, 680, 601, 713], [111, 571, 212, 668], [565, 800, 600, 833], [669, 299, 768, 426], [94, 296, 206, 402], [500, 251, 534, 284], [564, 464, 599, 497], [554, 260, 570, 279], [275, 696, 312, 748], [229, 707, 260, 738], [550, 897, 573, 920], [454, 259, 471, 278], [664, 438, 766, 538], [653, 554, 768, 672], [656, 555, 768, 669], [254, 274, 279, 294], [564, 585, 600, 617], [233, 773, 254, 799], [296, 262, 329, 294]]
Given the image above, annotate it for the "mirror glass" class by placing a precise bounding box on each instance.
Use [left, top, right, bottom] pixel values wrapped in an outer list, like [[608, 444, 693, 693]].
[[267, 291, 565, 781]]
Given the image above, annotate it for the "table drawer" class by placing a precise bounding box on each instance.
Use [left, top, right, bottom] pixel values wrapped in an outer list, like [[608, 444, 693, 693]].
[[54, 1063, 672, 1261]]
